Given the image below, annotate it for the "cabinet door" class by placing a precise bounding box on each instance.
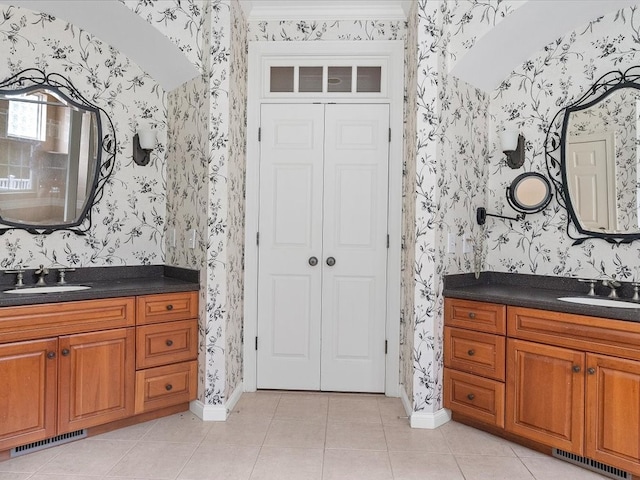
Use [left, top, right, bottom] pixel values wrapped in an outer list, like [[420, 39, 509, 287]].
[[58, 328, 135, 433], [506, 338, 584, 454], [0, 338, 57, 450], [586, 353, 640, 476]]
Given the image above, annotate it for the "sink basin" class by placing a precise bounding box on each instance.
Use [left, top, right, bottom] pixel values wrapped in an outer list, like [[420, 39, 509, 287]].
[[4, 285, 91, 294], [557, 296, 640, 309]]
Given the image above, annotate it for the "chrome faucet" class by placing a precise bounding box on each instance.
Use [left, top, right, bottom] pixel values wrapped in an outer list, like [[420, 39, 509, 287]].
[[602, 279, 621, 298], [4, 268, 25, 287], [35, 265, 49, 285]]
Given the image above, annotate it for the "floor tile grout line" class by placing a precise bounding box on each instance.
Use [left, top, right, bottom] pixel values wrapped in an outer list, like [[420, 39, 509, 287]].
[[247, 392, 281, 480]]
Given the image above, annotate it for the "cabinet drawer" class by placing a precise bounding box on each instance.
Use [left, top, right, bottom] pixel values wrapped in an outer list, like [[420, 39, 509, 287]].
[[445, 327, 505, 381], [135, 360, 197, 414], [0, 297, 135, 343], [445, 298, 506, 334], [136, 292, 198, 325], [444, 368, 504, 428], [136, 319, 198, 369]]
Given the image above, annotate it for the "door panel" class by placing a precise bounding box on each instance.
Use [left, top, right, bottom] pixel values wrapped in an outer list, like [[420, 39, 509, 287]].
[[566, 134, 615, 231], [257, 104, 324, 390], [257, 103, 388, 393], [321, 104, 389, 392]]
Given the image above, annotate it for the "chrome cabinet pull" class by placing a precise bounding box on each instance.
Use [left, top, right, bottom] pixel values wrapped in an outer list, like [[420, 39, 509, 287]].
[[468, 312, 476, 319], [572, 365, 581, 373], [587, 367, 596, 375], [326, 257, 336, 266], [308, 257, 318, 266]]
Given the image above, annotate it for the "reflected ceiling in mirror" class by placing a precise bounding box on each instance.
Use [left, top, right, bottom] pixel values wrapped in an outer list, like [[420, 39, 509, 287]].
[[546, 66, 640, 245], [0, 69, 115, 235]]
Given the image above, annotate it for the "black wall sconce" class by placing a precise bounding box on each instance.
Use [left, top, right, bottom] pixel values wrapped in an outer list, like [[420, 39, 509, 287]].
[[133, 128, 156, 166], [500, 129, 525, 169]]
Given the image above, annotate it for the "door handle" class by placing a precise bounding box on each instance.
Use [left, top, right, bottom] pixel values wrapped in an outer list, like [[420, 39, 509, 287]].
[[326, 257, 336, 267], [308, 256, 318, 266]]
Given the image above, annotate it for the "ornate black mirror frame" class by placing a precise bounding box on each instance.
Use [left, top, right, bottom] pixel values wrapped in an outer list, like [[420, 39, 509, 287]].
[[545, 66, 640, 246], [0, 68, 116, 236]]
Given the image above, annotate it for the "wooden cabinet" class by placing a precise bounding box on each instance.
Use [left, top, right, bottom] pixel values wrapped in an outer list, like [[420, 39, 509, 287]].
[[445, 298, 640, 477], [585, 353, 640, 474], [0, 338, 57, 451], [444, 298, 506, 427], [0, 291, 198, 455], [58, 328, 135, 433], [134, 293, 198, 414], [505, 338, 584, 453]]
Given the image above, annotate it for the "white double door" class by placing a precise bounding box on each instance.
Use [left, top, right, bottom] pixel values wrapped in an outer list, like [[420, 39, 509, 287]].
[[256, 103, 389, 392]]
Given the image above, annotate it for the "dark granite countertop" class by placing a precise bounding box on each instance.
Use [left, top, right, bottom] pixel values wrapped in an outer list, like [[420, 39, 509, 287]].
[[444, 272, 640, 323], [0, 265, 199, 307]]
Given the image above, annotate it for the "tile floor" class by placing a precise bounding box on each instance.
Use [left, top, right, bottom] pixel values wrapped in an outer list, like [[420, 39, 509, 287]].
[[0, 391, 610, 479]]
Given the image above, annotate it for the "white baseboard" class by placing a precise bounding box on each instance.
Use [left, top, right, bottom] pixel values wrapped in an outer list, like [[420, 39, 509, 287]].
[[400, 385, 413, 418], [400, 385, 451, 429], [190, 384, 244, 421], [410, 408, 451, 429]]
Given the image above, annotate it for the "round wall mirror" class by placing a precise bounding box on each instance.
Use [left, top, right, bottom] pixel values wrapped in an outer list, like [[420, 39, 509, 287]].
[[507, 172, 553, 213]]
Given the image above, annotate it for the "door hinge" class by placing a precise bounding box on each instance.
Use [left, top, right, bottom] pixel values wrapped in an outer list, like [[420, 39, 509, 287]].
[[258, 127, 261, 142], [387, 234, 389, 248], [255, 336, 258, 350], [385, 340, 388, 354], [388, 128, 391, 142], [256, 232, 259, 246]]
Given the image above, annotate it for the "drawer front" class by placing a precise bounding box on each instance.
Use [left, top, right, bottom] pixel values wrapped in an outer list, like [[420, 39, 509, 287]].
[[136, 292, 198, 325], [0, 297, 135, 343], [444, 368, 505, 428], [444, 298, 506, 334], [135, 360, 197, 414], [445, 326, 505, 381], [136, 319, 198, 369]]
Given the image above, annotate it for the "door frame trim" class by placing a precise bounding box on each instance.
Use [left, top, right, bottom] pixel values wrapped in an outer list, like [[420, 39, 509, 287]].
[[243, 40, 404, 396]]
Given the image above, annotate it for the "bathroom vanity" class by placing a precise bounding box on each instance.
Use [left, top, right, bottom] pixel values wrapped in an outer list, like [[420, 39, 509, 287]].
[[444, 273, 640, 478], [0, 266, 199, 458]]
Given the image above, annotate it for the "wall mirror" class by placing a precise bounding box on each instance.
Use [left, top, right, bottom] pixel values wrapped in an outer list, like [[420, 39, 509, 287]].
[[546, 66, 640, 245], [477, 172, 552, 225], [0, 69, 115, 235]]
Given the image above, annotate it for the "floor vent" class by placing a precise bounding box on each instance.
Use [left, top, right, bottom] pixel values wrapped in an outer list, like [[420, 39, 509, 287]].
[[10, 429, 87, 458], [553, 448, 629, 480]]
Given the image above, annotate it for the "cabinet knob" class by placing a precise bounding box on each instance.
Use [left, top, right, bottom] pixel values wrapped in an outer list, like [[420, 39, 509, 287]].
[[467, 349, 475, 356], [47, 351, 56, 359], [166, 304, 174, 311], [61, 348, 70, 356], [588, 367, 596, 375], [572, 365, 581, 373], [165, 384, 173, 391], [467, 393, 475, 401], [166, 339, 174, 347], [468, 312, 476, 319]]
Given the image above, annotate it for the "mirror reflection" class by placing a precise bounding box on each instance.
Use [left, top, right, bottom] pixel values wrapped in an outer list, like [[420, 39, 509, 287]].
[[0, 87, 99, 227], [508, 173, 552, 213], [564, 87, 640, 234]]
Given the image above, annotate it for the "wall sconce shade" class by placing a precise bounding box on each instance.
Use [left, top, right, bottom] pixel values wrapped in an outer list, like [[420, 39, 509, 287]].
[[133, 128, 156, 166], [500, 129, 525, 169]]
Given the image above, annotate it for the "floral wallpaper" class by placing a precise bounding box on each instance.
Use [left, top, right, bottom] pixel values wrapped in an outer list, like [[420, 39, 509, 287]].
[[567, 90, 638, 231], [134, 0, 245, 406], [248, 18, 405, 41], [401, 0, 419, 409], [486, 5, 640, 281], [409, 0, 490, 414], [0, 4, 167, 269]]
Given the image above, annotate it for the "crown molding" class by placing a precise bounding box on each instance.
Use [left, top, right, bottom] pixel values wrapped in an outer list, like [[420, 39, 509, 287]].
[[239, 0, 410, 21]]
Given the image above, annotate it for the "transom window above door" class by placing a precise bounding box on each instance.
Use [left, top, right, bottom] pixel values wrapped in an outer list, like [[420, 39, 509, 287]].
[[266, 61, 385, 96]]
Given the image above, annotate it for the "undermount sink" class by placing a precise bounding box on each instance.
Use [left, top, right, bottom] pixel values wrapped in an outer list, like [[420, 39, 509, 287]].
[[557, 296, 640, 309], [4, 285, 91, 294]]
